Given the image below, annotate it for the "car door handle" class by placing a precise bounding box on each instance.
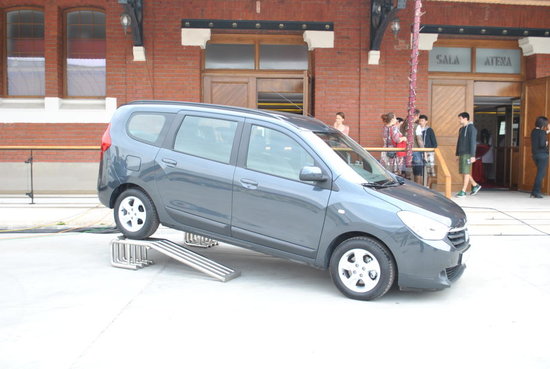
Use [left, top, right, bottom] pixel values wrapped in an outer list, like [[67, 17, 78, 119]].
[[162, 158, 177, 167], [240, 178, 258, 190]]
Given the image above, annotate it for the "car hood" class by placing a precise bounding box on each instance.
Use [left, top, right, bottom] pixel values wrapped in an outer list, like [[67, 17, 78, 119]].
[[365, 181, 467, 228]]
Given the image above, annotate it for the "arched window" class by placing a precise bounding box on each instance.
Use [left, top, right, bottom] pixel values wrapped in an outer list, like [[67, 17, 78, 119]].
[[66, 9, 105, 97], [6, 9, 45, 96]]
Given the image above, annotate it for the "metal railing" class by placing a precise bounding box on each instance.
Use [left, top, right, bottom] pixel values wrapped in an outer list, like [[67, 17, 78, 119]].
[[0, 145, 452, 201]]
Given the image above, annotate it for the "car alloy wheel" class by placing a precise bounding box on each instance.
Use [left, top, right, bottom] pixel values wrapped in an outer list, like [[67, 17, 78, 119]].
[[118, 196, 147, 233], [329, 237, 395, 300], [114, 189, 160, 239], [337, 248, 381, 293]]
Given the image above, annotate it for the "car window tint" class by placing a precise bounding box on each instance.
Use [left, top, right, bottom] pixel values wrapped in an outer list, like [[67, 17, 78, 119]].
[[127, 113, 167, 144], [246, 125, 314, 180], [174, 115, 238, 163]]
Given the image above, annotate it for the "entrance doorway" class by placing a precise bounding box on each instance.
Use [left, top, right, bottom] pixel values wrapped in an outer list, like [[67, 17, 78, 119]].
[[473, 97, 520, 189]]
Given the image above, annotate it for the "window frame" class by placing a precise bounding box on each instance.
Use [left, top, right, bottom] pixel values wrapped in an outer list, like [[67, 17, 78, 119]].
[[126, 112, 175, 147], [239, 120, 326, 185], [170, 112, 244, 165], [63, 7, 106, 98], [429, 38, 524, 82], [3, 7, 45, 97], [203, 34, 310, 72]]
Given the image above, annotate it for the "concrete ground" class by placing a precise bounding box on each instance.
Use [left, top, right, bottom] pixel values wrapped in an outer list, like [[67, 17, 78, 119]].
[[0, 190, 549, 369]]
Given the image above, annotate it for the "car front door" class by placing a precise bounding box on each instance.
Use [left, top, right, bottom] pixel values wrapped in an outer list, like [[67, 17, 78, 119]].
[[231, 122, 332, 258], [156, 111, 243, 236]]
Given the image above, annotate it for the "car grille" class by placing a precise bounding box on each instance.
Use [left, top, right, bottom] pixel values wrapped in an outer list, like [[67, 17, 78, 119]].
[[447, 226, 468, 249]]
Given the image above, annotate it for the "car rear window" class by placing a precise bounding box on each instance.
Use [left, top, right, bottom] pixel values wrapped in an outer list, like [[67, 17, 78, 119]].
[[127, 113, 172, 145]]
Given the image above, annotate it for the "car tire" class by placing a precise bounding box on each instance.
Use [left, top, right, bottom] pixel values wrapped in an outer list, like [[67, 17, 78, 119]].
[[114, 189, 159, 239], [329, 237, 395, 301]]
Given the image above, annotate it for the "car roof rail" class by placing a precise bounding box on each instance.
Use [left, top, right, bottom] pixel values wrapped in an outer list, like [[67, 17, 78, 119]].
[[126, 100, 284, 120]]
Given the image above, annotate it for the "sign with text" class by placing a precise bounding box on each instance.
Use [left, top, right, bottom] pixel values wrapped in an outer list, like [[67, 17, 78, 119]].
[[429, 47, 471, 72], [475, 48, 521, 74]]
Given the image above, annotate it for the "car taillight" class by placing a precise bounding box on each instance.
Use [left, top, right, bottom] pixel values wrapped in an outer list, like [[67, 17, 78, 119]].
[[101, 124, 112, 153]]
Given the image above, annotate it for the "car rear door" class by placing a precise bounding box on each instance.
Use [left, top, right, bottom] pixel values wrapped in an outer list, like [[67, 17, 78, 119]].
[[156, 110, 243, 236]]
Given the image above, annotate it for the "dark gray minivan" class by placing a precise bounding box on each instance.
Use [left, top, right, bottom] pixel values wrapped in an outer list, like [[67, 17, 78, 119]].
[[98, 101, 470, 300]]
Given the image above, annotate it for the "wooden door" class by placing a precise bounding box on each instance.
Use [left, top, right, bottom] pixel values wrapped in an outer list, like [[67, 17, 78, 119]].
[[203, 72, 310, 114], [203, 75, 256, 108], [429, 79, 474, 191], [519, 77, 550, 193]]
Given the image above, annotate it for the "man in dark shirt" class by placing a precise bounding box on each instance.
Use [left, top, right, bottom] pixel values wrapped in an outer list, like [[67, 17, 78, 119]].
[[455, 112, 481, 197], [530, 116, 549, 198]]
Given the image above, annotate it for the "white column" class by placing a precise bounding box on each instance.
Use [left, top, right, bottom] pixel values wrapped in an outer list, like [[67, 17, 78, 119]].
[[519, 37, 550, 56], [368, 50, 381, 65], [418, 33, 439, 51], [181, 28, 212, 49], [303, 30, 334, 50], [133, 46, 146, 61]]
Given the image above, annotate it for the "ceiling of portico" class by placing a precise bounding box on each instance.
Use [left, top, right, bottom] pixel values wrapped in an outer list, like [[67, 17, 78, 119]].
[[426, 0, 550, 6]]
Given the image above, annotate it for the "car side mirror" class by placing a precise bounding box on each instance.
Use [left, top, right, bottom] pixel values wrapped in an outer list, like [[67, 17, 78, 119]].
[[299, 166, 327, 182]]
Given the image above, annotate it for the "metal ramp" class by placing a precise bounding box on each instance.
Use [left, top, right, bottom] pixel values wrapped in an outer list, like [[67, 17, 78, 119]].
[[110, 237, 240, 282]]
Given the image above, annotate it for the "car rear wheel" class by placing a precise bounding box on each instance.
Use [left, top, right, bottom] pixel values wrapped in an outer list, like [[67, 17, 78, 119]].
[[329, 237, 395, 301], [114, 189, 159, 239]]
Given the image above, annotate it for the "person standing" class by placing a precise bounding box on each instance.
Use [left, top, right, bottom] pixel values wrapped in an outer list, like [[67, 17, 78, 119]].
[[333, 112, 349, 135], [395, 117, 407, 176], [419, 114, 437, 188], [455, 112, 481, 197], [530, 116, 549, 198], [380, 112, 406, 174], [401, 109, 425, 183]]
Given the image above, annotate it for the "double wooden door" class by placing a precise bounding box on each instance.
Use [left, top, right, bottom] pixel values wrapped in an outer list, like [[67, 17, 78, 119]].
[[202, 72, 310, 115]]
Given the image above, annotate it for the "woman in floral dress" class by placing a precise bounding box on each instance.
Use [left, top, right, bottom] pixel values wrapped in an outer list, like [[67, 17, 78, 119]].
[[380, 112, 406, 174]]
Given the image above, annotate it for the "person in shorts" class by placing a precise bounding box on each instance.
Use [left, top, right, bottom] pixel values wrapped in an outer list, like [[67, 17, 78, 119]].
[[401, 109, 424, 184], [419, 115, 437, 188], [455, 112, 481, 197]]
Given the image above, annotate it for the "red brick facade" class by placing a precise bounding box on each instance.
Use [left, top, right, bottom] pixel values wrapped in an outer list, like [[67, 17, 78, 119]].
[[1, 0, 550, 163]]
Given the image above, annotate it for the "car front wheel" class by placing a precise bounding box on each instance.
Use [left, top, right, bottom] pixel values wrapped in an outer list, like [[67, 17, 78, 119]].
[[329, 237, 395, 301], [114, 189, 159, 239]]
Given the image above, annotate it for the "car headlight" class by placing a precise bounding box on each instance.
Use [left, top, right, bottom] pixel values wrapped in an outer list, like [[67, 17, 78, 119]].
[[397, 211, 450, 240]]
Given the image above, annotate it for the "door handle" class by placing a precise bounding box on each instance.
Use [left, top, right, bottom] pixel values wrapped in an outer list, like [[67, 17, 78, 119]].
[[240, 178, 258, 190], [162, 158, 177, 167]]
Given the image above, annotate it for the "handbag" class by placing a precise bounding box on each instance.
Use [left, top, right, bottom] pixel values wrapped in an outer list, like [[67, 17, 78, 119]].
[[385, 127, 396, 158], [396, 141, 406, 157]]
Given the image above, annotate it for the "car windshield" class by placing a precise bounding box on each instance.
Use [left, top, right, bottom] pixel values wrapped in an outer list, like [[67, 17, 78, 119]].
[[314, 132, 394, 184]]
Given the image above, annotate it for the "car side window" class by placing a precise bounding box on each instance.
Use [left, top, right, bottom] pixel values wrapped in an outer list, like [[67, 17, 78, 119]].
[[246, 125, 314, 181], [127, 113, 171, 145], [174, 115, 238, 163]]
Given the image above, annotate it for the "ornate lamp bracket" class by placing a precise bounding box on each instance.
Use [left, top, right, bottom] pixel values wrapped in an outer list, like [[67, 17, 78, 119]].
[[370, 0, 406, 50], [119, 0, 143, 46]]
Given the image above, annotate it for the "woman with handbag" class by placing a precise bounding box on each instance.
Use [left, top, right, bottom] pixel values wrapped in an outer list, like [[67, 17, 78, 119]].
[[380, 113, 407, 174], [395, 117, 407, 176]]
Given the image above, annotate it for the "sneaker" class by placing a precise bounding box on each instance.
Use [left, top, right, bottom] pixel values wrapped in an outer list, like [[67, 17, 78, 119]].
[[456, 190, 467, 197], [470, 185, 482, 195]]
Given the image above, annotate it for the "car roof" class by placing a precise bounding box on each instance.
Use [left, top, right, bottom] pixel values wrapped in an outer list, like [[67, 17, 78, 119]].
[[125, 100, 333, 133]]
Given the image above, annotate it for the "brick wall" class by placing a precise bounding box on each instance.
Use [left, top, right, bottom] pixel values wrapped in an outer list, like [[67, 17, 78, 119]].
[[0, 123, 107, 162], [526, 54, 550, 80], [1, 0, 550, 162]]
